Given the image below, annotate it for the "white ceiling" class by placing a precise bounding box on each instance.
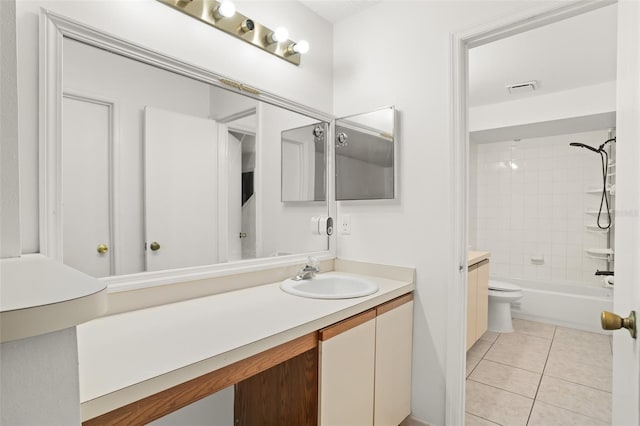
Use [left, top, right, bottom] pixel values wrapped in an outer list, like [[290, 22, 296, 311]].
[[299, 0, 380, 24], [469, 4, 617, 107]]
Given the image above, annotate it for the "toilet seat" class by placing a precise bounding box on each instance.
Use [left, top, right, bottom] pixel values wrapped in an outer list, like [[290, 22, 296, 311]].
[[489, 280, 521, 292]]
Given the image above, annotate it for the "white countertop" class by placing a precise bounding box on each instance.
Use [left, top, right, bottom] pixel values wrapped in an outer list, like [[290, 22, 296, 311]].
[[0, 254, 108, 342], [78, 270, 414, 420]]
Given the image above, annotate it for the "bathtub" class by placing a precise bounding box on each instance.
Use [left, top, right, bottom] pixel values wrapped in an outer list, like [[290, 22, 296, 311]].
[[494, 277, 613, 333]]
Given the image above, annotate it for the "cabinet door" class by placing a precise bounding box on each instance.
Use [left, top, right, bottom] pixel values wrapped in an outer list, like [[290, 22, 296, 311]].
[[476, 261, 489, 340], [466, 266, 478, 351], [319, 311, 376, 426], [374, 298, 414, 426]]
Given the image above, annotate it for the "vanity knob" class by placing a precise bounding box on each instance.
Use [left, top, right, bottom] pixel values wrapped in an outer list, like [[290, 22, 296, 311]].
[[97, 244, 109, 254], [149, 242, 161, 251]]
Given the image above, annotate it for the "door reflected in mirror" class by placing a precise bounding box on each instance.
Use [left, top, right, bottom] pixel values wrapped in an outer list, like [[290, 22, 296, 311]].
[[281, 123, 327, 202], [335, 107, 396, 200], [59, 37, 329, 278]]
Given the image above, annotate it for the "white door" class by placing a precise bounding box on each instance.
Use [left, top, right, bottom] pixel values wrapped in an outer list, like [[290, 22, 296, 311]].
[[611, 2, 640, 424], [144, 107, 218, 272], [62, 95, 113, 277], [227, 131, 242, 262], [282, 140, 304, 201]]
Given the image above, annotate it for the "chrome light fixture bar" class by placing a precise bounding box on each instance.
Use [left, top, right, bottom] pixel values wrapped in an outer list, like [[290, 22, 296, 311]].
[[157, 0, 307, 66]]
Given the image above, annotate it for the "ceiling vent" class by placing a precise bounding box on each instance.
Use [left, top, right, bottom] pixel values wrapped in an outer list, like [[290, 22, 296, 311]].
[[505, 80, 538, 94]]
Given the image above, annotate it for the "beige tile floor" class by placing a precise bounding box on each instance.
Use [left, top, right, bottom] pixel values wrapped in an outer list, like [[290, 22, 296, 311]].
[[465, 318, 613, 426]]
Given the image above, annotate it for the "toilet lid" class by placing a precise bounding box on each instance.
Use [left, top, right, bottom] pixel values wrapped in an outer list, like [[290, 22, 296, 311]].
[[489, 280, 521, 292]]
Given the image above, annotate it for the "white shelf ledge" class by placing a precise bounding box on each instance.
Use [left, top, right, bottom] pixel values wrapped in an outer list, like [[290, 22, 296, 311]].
[[586, 224, 611, 232], [586, 248, 614, 258], [585, 209, 614, 215], [1, 254, 108, 342]]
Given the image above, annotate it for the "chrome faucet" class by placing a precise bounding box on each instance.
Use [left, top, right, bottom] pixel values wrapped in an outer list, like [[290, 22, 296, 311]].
[[294, 257, 319, 281]]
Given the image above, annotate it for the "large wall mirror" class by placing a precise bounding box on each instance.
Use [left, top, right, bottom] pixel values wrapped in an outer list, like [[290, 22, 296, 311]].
[[43, 18, 332, 280], [281, 123, 327, 202]]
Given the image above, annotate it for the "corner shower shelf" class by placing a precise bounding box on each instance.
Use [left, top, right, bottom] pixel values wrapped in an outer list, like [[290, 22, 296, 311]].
[[585, 209, 614, 215], [586, 248, 614, 259], [586, 187, 612, 194], [586, 224, 611, 232]]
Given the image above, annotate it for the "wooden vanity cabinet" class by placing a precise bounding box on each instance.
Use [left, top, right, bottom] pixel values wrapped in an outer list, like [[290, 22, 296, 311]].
[[319, 294, 414, 426], [374, 296, 414, 426], [319, 310, 376, 426], [467, 259, 489, 350], [83, 294, 414, 426], [235, 348, 318, 426]]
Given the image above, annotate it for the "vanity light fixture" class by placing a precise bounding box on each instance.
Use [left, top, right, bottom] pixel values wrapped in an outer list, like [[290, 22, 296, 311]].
[[157, 0, 307, 65], [240, 19, 255, 33], [266, 27, 289, 44], [287, 40, 310, 55], [213, 0, 236, 19]]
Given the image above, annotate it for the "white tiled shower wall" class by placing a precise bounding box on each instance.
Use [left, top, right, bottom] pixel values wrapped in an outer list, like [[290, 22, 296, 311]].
[[469, 129, 614, 286]]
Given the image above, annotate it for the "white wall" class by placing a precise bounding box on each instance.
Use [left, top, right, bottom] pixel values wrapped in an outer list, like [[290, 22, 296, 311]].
[[16, 0, 334, 254], [332, 2, 549, 424], [469, 81, 616, 132], [470, 129, 612, 286], [1, 0, 21, 258], [0, 328, 80, 425]]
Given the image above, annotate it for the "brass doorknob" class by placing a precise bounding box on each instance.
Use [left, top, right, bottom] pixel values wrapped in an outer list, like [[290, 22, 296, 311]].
[[149, 242, 161, 251], [601, 310, 637, 338], [97, 244, 109, 254]]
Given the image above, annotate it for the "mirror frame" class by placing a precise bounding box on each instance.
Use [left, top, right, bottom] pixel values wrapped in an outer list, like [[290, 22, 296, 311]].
[[39, 9, 336, 291]]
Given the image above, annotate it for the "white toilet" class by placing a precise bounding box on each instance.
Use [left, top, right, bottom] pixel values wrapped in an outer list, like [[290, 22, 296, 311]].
[[487, 280, 523, 333]]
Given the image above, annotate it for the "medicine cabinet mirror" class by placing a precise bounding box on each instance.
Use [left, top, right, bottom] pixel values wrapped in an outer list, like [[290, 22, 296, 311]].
[[42, 15, 333, 281], [335, 106, 396, 200], [281, 123, 327, 202]]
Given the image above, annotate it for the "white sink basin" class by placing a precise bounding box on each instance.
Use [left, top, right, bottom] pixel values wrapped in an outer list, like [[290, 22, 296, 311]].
[[280, 273, 379, 299]]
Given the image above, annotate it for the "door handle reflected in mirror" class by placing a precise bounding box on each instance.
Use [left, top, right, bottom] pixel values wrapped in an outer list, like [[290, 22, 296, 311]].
[[97, 244, 109, 254], [149, 242, 161, 251]]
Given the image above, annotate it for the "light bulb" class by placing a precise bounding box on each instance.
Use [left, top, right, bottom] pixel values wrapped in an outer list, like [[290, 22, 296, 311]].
[[271, 27, 289, 43], [216, 0, 236, 18], [287, 40, 310, 56], [293, 40, 309, 54]]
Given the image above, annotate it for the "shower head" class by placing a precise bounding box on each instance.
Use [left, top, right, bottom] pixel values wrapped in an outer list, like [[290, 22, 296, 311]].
[[569, 142, 601, 154], [598, 137, 616, 151]]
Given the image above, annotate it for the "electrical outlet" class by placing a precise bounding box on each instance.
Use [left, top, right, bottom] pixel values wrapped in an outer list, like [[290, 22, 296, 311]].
[[340, 215, 351, 235]]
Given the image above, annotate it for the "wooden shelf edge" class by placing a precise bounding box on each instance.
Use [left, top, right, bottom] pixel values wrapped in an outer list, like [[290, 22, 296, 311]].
[[376, 292, 414, 316], [319, 309, 376, 341]]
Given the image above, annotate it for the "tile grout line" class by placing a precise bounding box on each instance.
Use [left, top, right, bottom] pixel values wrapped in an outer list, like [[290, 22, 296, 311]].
[[525, 325, 556, 426], [533, 395, 611, 424], [542, 371, 612, 394], [464, 411, 502, 426], [478, 357, 545, 375], [466, 378, 537, 401], [468, 335, 500, 377]]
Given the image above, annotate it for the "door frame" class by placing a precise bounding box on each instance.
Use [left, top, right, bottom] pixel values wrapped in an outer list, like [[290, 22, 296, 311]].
[[447, 1, 618, 424]]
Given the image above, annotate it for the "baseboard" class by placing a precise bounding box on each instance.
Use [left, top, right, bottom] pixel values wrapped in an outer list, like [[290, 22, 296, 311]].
[[400, 415, 431, 426]]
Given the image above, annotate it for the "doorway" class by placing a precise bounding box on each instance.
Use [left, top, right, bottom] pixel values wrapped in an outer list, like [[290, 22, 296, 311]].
[[447, 1, 640, 425]]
